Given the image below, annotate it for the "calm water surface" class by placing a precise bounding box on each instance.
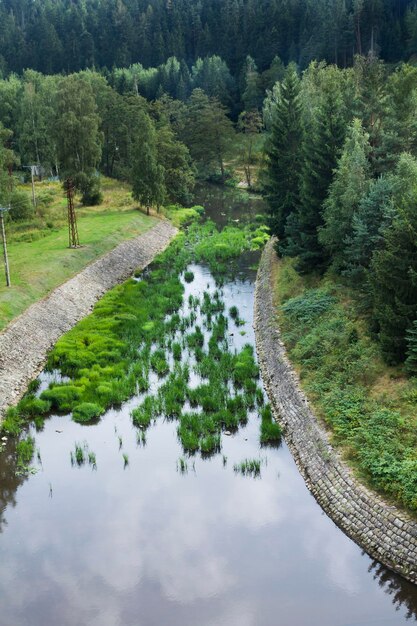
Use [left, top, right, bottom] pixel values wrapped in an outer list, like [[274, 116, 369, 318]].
[[0, 187, 416, 626]]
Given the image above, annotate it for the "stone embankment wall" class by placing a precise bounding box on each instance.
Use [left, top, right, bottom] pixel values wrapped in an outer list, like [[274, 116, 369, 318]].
[[0, 220, 177, 420], [254, 239, 417, 585]]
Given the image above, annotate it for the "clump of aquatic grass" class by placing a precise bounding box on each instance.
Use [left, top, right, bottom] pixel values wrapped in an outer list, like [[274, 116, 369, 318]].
[[178, 428, 200, 453], [158, 372, 187, 418], [88, 451, 97, 469], [186, 326, 204, 349], [188, 294, 200, 310], [136, 430, 147, 446], [233, 458, 265, 478], [136, 375, 150, 393], [1, 407, 23, 436], [260, 404, 282, 445], [131, 396, 160, 428], [16, 436, 35, 467], [184, 271, 194, 283], [256, 388, 264, 405], [229, 305, 239, 320], [17, 395, 51, 418], [27, 379, 41, 394], [201, 291, 225, 316], [40, 384, 83, 413], [200, 434, 221, 455], [150, 349, 169, 376], [72, 402, 104, 423], [71, 441, 88, 466], [177, 457, 188, 474], [232, 344, 259, 387], [172, 342, 182, 361], [123, 453, 129, 468]]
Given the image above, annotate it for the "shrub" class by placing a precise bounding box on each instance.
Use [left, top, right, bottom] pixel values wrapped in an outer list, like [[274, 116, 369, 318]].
[[9, 190, 33, 221]]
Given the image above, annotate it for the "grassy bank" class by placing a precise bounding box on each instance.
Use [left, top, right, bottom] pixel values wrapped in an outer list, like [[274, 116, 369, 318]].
[[273, 257, 417, 513], [0, 178, 157, 330]]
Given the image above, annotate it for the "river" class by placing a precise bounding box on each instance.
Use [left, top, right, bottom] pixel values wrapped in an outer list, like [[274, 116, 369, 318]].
[[0, 185, 416, 625]]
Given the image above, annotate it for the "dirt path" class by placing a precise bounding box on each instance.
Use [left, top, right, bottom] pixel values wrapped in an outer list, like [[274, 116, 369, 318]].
[[0, 220, 177, 420]]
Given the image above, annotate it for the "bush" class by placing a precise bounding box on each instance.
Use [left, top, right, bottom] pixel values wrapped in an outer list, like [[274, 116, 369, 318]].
[[9, 190, 33, 221], [75, 172, 103, 206]]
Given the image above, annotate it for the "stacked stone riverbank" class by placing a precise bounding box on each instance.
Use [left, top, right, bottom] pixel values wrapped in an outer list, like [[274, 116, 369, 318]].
[[254, 238, 417, 585], [0, 220, 177, 421]]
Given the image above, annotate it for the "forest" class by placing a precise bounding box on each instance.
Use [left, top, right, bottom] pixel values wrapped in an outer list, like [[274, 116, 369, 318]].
[[0, 0, 417, 75]]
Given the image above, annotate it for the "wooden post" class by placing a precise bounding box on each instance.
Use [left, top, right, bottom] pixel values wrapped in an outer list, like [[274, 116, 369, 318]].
[[30, 165, 36, 209], [66, 178, 80, 248], [0, 208, 11, 287]]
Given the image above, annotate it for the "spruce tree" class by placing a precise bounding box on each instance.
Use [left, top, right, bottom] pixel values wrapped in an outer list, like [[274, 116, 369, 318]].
[[369, 154, 417, 363], [285, 68, 347, 272], [405, 321, 417, 375], [261, 63, 302, 253], [319, 118, 371, 272]]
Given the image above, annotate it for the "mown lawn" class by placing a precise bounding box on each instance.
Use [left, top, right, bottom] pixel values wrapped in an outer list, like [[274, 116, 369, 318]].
[[0, 178, 157, 330], [273, 256, 417, 514]]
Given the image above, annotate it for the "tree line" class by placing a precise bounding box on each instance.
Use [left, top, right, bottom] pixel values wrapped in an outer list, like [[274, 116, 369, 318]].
[[0, 0, 415, 77], [262, 55, 417, 373], [0, 68, 239, 213]]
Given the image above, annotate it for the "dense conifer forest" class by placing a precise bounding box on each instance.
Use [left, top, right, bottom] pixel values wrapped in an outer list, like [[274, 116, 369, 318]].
[[0, 0, 416, 76]]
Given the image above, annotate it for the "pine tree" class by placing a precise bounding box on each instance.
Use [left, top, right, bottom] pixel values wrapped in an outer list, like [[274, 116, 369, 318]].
[[261, 63, 302, 253]]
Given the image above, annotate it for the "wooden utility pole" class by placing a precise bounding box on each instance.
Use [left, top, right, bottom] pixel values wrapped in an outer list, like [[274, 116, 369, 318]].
[[0, 207, 11, 287], [24, 165, 37, 209], [30, 165, 36, 209], [66, 178, 79, 248]]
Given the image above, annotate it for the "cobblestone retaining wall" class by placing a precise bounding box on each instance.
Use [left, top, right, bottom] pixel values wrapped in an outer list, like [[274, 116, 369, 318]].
[[0, 220, 177, 420], [254, 238, 417, 585]]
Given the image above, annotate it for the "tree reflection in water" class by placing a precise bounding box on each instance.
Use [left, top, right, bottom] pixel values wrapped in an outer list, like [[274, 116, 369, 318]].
[[0, 439, 27, 534], [369, 559, 417, 621]]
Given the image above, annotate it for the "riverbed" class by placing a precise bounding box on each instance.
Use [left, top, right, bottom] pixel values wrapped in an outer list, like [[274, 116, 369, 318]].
[[0, 186, 416, 625]]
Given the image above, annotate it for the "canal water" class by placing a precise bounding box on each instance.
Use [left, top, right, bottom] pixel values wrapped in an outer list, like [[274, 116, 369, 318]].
[[0, 186, 416, 625]]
